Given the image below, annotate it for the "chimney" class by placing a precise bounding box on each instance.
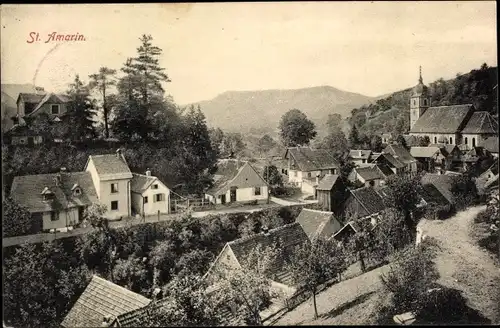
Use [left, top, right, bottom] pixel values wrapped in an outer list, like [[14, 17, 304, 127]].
[[145, 168, 151, 176], [116, 148, 122, 158]]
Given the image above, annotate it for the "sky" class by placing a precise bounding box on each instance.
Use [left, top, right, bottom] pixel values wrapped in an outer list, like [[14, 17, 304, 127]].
[[1, 2, 497, 105]]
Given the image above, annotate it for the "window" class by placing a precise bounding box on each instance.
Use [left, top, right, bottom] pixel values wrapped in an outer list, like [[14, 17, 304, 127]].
[[413, 99, 416, 106], [152, 184, 159, 189], [154, 194, 164, 202], [73, 188, 81, 196], [308, 172, 312, 178], [144, 196, 148, 204], [472, 138, 476, 147], [51, 105, 60, 114], [423, 99, 427, 106], [50, 212, 59, 221], [254, 187, 261, 196], [111, 183, 118, 193], [434, 137, 437, 144], [465, 137, 468, 145], [449, 137, 453, 144], [111, 201, 119, 211]]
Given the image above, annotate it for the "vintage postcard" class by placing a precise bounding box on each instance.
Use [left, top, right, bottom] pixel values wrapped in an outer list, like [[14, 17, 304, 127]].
[[1, 2, 498, 327]]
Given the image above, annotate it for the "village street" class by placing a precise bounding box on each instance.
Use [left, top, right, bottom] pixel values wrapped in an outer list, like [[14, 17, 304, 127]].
[[2, 199, 301, 248], [270, 205, 500, 326]]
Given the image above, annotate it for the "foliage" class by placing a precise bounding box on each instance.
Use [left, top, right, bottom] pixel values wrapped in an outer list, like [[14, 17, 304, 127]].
[[256, 134, 277, 155], [112, 254, 149, 294], [287, 238, 346, 319], [222, 132, 246, 158], [326, 113, 342, 134], [379, 239, 440, 315], [348, 124, 360, 147], [89, 67, 117, 138], [371, 208, 412, 261], [319, 130, 349, 160], [263, 164, 284, 188], [450, 171, 479, 210], [279, 109, 317, 147], [64, 75, 97, 141], [83, 203, 108, 228], [3, 197, 34, 237], [370, 135, 383, 152]]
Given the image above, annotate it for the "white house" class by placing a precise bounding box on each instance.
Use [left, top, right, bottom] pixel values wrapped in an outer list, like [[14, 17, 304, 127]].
[[131, 170, 171, 216], [85, 150, 133, 220]]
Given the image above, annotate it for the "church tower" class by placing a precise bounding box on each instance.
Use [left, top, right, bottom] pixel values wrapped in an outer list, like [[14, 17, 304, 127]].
[[410, 66, 430, 131]]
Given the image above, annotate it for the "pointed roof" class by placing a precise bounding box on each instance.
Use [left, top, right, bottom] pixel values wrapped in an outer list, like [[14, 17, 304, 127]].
[[295, 208, 343, 241], [316, 174, 340, 191], [206, 159, 267, 196], [461, 111, 498, 134], [479, 136, 499, 154], [410, 146, 442, 158], [383, 144, 417, 165], [349, 186, 387, 218], [411, 66, 429, 97], [85, 153, 133, 180], [26, 93, 70, 116], [354, 166, 384, 181], [130, 173, 160, 193], [61, 275, 151, 328], [17, 93, 46, 103], [284, 146, 339, 171]]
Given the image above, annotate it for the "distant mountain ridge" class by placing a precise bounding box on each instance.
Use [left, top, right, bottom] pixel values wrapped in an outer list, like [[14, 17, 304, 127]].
[[187, 85, 376, 133]]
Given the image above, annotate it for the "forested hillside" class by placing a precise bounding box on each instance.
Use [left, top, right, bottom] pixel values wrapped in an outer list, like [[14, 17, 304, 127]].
[[348, 64, 498, 136]]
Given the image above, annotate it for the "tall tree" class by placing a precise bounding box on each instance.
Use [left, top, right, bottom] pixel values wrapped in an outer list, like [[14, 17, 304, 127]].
[[321, 131, 349, 160], [370, 135, 383, 152], [222, 132, 246, 157], [89, 67, 117, 138], [348, 124, 360, 147], [279, 109, 317, 147], [326, 113, 342, 134], [288, 238, 346, 319], [209, 127, 225, 157], [65, 74, 96, 141], [257, 134, 276, 155]]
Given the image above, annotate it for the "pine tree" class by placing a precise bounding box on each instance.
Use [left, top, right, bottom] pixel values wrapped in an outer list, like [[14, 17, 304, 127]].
[[65, 75, 96, 141], [89, 67, 117, 138], [349, 124, 360, 147]]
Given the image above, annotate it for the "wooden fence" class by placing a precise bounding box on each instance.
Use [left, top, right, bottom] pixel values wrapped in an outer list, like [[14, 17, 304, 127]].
[[172, 198, 215, 213]]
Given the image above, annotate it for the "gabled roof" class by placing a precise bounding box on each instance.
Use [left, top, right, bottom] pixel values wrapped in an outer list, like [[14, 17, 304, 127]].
[[331, 221, 361, 241], [61, 275, 151, 328], [420, 183, 451, 207], [350, 186, 387, 217], [130, 173, 161, 193], [284, 147, 339, 172], [228, 222, 309, 286], [349, 149, 372, 159], [410, 104, 474, 133], [421, 173, 455, 204], [376, 152, 405, 169], [10, 171, 98, 213], [355, 166, 384, 181], [295, 208, 343, 241], [26, 93, 70, 116], [86, 153, 133, 180], [383, 144, 416, 165], [461, 111, 498, 134], [316, 174, 340, 191], [479, 136, 499, 154], [17, 93, 45, 104], [410, 146, 442, 158], [206, 160, 267, 196]]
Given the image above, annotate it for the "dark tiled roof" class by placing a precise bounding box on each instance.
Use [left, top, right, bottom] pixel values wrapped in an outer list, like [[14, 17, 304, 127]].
[[295, 208, 343, 241], [420, 183, 450, 207], [228, 222, 309, 286], [349, 149, 372, 159], [376, 164, 395, 177], [316, 174, 340, 191], [410, 104, 474, 133], [10, 171, 98, 213], [421, 173, 454, 204], [28, 93, 70, 116], [410, 146, 442, 158], [355, 166, 384, 181], [331, 221, 360, 241], [206, 160, 267, 196], [130, 173, 157, 193], [384, 144, 416, 165], [115, 298, 173, 327], [18, 93, 45, 103], [479, 136, 499, 154], [87, 154, 133, 177], [350, 187, 387, 217], [377, 152, 405, 169], [61, 275, 151, 328], [285, 147, 339, 171], [461, 111, 498, 134]]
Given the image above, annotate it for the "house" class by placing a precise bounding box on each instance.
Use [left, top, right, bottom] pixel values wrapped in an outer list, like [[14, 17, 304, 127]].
[[10, 168, 98, 232], [131, 170, 171, 216], [338, 186, 387, 221], [316, 174, 347, 212], [348, 165, 391, 187], [85, 150, 134, 220], [295, 208, 343, 242], [4, 124, 44, 146], [476, 159, 499, 195], [204, 222, 309, 291], [349, 149, 372, 167], [421, 173, 455, 205], [479, 136, 499, 158], [372, 152, 406, 174], [381, 133, 392, 144], [61, 275, 151, 328], [410, 146, 447, 172], [331, 221, 361, 242], [383, 144, 418, 172], [283, 147, 340, 195], [408, 67, 498, 148], [205, 159, 269, 205]]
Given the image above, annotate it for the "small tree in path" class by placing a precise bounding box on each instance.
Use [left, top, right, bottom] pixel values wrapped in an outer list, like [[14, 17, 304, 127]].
[[287, 237, 346, 319]]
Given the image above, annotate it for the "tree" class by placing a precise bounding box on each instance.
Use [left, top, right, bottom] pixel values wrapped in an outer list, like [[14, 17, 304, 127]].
[[113, 255, 149, 294], [288, 238, 346, 319], [149, 239, 176, 289], [64, 74, 97, 141], [222, 132, 246, 157], [257, 134, 276, 155], [209, 127, 225, 157], [372, 208, 412, 261], [3, 197, 34, 237], [419, 136, 431, 147], [279, 109, 317, 147], [263, 165, 283, 188], [370, 135, 383, 152], [320, 131, 349, 160], [450, 172, 478, 210], [348, 124, 360, 147], [326, 113, 342, 134], [83, 203, 108, 229], [385, 173, 424, 240], [395, 134, 409, 149], [89, 67, 117, 138]]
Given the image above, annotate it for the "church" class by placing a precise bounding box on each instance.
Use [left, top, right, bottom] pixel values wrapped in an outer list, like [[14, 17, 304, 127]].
[[408, 67, 498, 149]]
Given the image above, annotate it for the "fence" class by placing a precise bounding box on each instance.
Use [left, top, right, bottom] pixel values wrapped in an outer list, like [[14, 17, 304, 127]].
[[172, 198, 215, 213]]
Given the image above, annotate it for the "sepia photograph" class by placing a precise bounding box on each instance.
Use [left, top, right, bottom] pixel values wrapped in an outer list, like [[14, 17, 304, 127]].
[[1, 2, 499, 327]]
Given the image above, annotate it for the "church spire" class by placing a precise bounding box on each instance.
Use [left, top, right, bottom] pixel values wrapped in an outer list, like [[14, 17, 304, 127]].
[[419, 66, 423, 84]]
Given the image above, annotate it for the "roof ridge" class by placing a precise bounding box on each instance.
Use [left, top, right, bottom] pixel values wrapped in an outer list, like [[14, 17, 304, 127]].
[[91, 275, 151, 301], [229, 222, 300, 246], [302, 208, 334, 215]]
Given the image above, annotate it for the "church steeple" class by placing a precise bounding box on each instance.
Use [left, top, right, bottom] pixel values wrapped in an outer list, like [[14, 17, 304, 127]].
[[410, 66, 430, 131]]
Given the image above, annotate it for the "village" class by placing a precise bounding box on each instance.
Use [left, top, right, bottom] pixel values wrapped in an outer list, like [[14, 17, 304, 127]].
[[2, 3, 499, 328]]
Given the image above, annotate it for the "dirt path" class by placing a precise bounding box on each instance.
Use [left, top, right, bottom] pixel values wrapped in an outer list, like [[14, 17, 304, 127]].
[[418, 205, 500, 324]]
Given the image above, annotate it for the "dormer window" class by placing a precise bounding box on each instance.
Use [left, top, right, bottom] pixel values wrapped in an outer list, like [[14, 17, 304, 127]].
[[72, 184, 82, 196], [41, 187, 54, 201], [51, 104, 60, 114]]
